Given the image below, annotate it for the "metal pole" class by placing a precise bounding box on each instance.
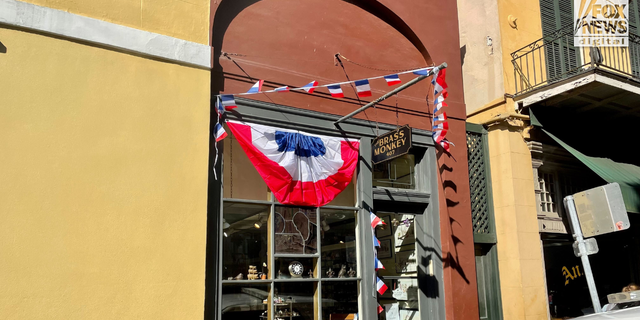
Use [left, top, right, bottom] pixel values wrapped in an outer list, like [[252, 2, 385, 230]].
[[334, 62, 448, 125], [564, 195, 602, 313]]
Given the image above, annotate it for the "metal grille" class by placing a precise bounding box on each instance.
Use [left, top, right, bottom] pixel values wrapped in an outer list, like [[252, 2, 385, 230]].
[[467, 131, 491, 234]]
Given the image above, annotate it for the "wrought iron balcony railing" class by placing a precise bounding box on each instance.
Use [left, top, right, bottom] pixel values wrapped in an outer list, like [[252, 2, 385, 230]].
[[511, 25, 640, 95]]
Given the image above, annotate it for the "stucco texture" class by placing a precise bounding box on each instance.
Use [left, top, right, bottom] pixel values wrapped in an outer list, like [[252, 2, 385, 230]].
[[0, 27, 210, 319], [19, 0, 209, 44], [457, 0, 505, 114], [488, 124, 549, 320]]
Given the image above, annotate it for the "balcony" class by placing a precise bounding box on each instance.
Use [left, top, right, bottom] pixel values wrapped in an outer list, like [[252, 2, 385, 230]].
[[511, 25, 640, 95]]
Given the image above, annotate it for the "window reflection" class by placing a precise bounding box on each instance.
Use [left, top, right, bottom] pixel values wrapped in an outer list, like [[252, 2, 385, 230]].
[[322, 281, 359, 320], [274, 282, 316, 320], [376, 212, 420, 319], [223, 202, 270, 280], [373, 154, 415, 189], [221, 283, 269, 320], [321, 209, 357, 278]]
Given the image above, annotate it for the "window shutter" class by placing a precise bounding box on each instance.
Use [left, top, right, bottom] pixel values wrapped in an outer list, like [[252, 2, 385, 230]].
[[539, 0, 580, 82], [629, 0, 640, 76]]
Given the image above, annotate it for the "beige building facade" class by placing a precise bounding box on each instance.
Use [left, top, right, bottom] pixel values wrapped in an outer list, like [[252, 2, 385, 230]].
[[460, 0, 640, 319], [458, 0, 551, 319]]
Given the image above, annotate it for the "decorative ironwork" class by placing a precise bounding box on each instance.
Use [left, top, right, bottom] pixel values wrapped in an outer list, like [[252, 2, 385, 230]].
[[511, 26, 640, 95], [467, 131, 491, 235]]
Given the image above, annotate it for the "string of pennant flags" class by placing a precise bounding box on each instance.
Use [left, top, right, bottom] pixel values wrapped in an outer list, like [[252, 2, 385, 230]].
[[370, 212, 388, 315], [214, 66, 435, 111], [429, 66, 453, 152], [213, 63, 453, 160]]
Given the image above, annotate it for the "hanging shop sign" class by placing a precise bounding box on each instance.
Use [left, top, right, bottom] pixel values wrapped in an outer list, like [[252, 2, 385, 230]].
[[372, 126, 412, 165]]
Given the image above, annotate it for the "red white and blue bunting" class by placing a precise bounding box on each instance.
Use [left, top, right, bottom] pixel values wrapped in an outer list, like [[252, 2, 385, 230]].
[[213, 67, 433, 102], [212, 63, 453, 182], [370, 211, 388, 303], [430, 67, 454, 152], [226, 120, 360, 207]]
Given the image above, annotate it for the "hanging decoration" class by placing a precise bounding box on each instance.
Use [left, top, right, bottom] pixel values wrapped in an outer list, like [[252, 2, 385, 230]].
[[370, 210, 388, 311], [213, 67, 433, 101], [212, 97, 228, 180], [214, 123, 227, 142], [354, 79, 372, 97], [226, 120, 360, 207], [384, 74, 402, 86], [430, 67, 454, 152], [246, 80, 264, 94]]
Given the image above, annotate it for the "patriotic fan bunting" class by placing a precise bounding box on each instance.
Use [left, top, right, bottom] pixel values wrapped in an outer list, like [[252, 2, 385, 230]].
[[214, 123, 227, 142], [247, 80, 264, 94], [327, 84, 344, 98], [226, 120, 360, 207], [384, 74, 401, 86], [376, 277, 388, 295]]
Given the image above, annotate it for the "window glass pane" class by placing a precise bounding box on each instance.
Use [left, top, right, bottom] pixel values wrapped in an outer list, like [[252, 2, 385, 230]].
[[274, 206, 317, 255], [223, 202, 270, 280], [375, 213, 420, 319], [321, 281, 359, 320], [221, 283, 270, 320], [275, 257, 317, 279], [321, 209, 357, 278], [376, 213, 417, 277], [378, 278, 420, 319], [373, 154, 415, 189], [223, 129, 270, 200], [274, 282, 317, 320]]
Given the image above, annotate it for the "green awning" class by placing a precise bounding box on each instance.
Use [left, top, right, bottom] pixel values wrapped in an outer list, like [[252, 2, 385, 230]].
[[530, 109, 640, 213]]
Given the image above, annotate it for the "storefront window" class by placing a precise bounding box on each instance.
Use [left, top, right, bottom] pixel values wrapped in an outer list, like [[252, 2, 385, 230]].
[[275, 206, 317, 255], [223, 129, 270, 200], [221, 283, 270, 320], [321, 281, 359, 319], [221, 204, 360, 319], [376, 212, 420, 319], [223, 202, 271, 280], [321, 209, 357, 278], [373, 154, 416, 189], [274, 282, 317, 320]]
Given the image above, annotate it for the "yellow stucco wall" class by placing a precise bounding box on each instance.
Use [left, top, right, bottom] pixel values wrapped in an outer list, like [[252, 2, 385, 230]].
[[497, 0, 544, 100], [466, 2, 549, 318], [487, 124, 548, 320], [0, 27, 210, 319], [20, 0, 210, 44]]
